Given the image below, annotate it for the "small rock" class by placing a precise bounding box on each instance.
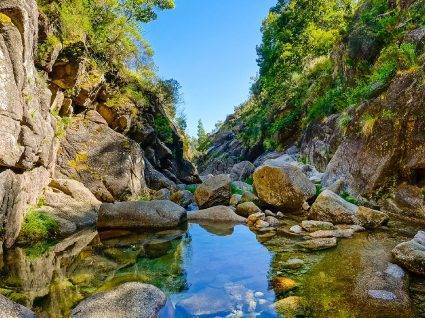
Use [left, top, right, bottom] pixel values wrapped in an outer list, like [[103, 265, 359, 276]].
[[276, 212, 284, 218], [265, 210, 276, 217], [229, 194, 242, 207], [254, 291, 264, 298], [154, 188, 171, 200], [170, 190, 195, 208], [273, 277, 297, 293], [368, 290, 397, 301], [299, 237, 337, 251], [247, 212, 265, 227], [301, 220, 336, 232], [241, 191, 259, 204], [289, 225, 303, 234], [384, 263, 405, 280], [302, 202, 310, 211], [282, 258, 304, 270], [236, 202, 262, 217], [255, 220, 270, 229], [265, 216, 281, 227], [258, 299, 267, 305], [273, 296, 303, 316]]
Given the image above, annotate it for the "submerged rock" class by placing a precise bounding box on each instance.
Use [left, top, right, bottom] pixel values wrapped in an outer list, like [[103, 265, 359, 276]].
[[273, 296, 304, 317], [194, 174, 231, 209], [282, 258, 305, 270], [0, 294, 36, 318], [188, 206, 246, 223], [308, 190, 357, 224], [71, 282, 166, 318], [253, 164, 315, 212], [392, 231, 425, 275], [273, 277, 297, 293], [97, 200, 187, 229], [299, 237, 338, 251]]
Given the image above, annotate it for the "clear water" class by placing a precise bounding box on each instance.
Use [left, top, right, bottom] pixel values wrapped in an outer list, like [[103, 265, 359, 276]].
[[0, 219, 424, 317]]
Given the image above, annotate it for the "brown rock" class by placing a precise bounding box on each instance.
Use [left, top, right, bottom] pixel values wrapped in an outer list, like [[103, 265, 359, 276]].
[[236, 202, 262, 217], [188, 206, 246, 223], [194, 174, 231, 209]]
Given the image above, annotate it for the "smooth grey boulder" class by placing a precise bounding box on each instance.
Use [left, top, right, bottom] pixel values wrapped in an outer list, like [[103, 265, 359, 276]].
[[97, 200, 187, 229], [0, 295, 35, 318], [194, 174, 231, 209], [188, 206, 246, 223], [71, 282, 166, 318], [308, 190, 358, 224], [230, 161, 255, 181], [392, 231, 425, 276]]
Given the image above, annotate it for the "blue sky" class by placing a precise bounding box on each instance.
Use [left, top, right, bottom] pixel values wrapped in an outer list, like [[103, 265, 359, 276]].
[[143, 0, 276, 137]]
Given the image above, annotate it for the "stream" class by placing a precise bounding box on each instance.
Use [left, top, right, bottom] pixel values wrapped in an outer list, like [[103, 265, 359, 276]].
[[0, 217, 424, 317]]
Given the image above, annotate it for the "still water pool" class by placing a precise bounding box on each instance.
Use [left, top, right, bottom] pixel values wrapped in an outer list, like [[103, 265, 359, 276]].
[[0, 220, 424, 317]]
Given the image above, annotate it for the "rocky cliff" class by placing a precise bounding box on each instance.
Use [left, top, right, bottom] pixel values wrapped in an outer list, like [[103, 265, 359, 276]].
[[0, 0, 199, 247]]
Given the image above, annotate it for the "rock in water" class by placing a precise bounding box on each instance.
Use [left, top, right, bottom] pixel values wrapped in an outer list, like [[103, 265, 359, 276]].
[[97, 200, 187, 229], [301, 220, 336, 232], [356, 206, 389, 229], [308, 190, 358, 224], [194, 174, 231, 209], [299, 237, 338, 251], [392, 231, 425, 276], [188, 206, 246, 223], [253, 164, 315, 212], [71, 282, 166, 318], [0, 294, 36, 318]]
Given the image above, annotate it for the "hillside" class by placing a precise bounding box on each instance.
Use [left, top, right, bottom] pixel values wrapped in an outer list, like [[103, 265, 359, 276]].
[[198, 0, 424, 220]]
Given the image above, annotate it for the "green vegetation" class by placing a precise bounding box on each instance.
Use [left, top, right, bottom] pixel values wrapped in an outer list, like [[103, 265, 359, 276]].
[[341, 191, 359, 205], [24, 241, 57, 259], [230, 183, 244, 196], [186, 184, 198, 194], [195, 119, 212, 153], [154, 115, 174, 145], [19, 210, 59, 243], [234, 0, 424, 150]]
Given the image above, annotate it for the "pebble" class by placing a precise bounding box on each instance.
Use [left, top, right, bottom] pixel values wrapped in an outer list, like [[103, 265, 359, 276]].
[[368, 290, 397, 301], [289, 225, 303, 234], [254, 291, 264, 298], [384, 263, 405, 280], [283, 258, 304, 269]]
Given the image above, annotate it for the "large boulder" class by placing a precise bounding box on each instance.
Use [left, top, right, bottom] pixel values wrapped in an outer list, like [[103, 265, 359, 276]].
[[0, 294, 36, 318], [356, 206, 389, 229], [55, 111, 145, 202], [171, 190, 195, 209], [253, 164, 315, 211], [194, 174, 231, 209], [308, 190, 358, 224], [230, 161, 255, 181], [392, 231, 425, 276], [71, 282, 166, 318], [41, 178, 102, 230], [188, 206, 246, 223], [97, 200, 187, 229]]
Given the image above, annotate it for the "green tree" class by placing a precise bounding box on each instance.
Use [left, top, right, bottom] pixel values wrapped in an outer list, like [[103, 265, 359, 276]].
[[196, 119, 211, 152]]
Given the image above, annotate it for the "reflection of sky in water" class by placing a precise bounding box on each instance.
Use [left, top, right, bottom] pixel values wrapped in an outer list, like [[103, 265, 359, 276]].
[[161, 223, 277, 317]]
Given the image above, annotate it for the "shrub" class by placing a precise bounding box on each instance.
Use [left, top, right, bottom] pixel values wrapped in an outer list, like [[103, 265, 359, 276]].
[[154, 115, 174, 144], [341, 191, 359, 205], [186, 184, 197, 194]]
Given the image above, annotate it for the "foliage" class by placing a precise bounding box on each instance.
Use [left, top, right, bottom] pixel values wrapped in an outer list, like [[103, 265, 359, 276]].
[[233, 0, 423, 150], [196, 119, 212, 152], [186, 184, 198, 194], [19, 210, 59, 243], [24, 241, 56, 259], [154, 115, 174, 144], [340, 191, 359, 205], [230, 183, 244, 196]]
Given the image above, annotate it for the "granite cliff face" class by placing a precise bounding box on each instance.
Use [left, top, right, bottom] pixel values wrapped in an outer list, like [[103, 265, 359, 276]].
[[0, 0, 199, 247]]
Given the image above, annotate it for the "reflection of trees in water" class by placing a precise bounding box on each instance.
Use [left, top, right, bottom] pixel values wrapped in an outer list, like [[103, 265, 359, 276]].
[[0, 228, 190, 317]]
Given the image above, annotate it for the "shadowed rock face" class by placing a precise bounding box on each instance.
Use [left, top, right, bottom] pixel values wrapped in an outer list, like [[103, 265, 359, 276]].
[[55, 112, 145, 202], [323, 72, 425, 198]]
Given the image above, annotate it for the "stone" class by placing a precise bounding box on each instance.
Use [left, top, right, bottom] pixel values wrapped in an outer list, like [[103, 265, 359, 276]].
[[0, 294, 36, 318], [265, 216, 281, 227], [236, 202, 262, 217], [71, 282, 166, 318], [356, 206, 389, 229], [97, 200, 187, 229], [254, 220, 270, 229], [171, 190, 195, 208], [194, 174, 231, 209], [392, 231, 425, 275], [265, 210, 276, 217], [230, 161, 255, 181], [188, 206, 246, 223], [383, 183, 425, 220], [308, 190, 358, 224], [282, 258, 304, 270], [231, 181, 253, 193], [273, 277, 297, 293], [368, 290, 397, 301], [299, 237, 338, 251], [385, 263, 405, 280], [302, 202, 310, 211], [229, 194, 242, 207], [289, 225, 303, 234], [247, 212, 265, 227], [42, 178, 101, 230], [273, 296, 303, 317], [301, 220, 336, 232], [144, 159, 176, 191], [55, 113, 145, 202], [253, 163, 316, 211], [175, 288, 232, 317], [308, 229, 354, 238], [154, 188, 171, 200], [240, 191, 259, 204]]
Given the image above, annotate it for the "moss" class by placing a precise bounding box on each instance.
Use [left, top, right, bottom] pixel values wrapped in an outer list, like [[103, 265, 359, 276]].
[[23, 241, 56, 259], [186, 184, 197, 194], [19, 210, 59, 243], [54, 116, 73, 139], [340, 191, 359, 205], [360, 114, 377, 137], [230, 183, 244, 196], [68, 151, 89, 171], [37, 34, 61, 65]]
